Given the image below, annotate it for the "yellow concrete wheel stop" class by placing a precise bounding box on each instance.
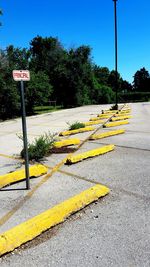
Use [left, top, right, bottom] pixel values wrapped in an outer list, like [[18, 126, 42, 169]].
[[111, 115, 132, 121], [0, 164, 48, 189], [53, 138, 80, 148], [59, 126, 95, 136], [103, 120, 129, 128], [102, 110, 117, 114], [0, 184, 109, 256], [65, 144, 115, 164], [97, 114, 111, 119], [84, 120, 104, 126], [90, 129, 125, 140]]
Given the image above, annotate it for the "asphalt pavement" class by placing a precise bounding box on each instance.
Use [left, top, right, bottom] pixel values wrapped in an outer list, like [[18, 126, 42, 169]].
[[0, 102, 150, 267]]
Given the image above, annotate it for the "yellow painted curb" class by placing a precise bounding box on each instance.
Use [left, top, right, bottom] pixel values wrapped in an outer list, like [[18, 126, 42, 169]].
[[53, 138, 80, 148], [111, 115, 132, 121], [59, 126, 95, 136], [103, 120, 129, 128], [89, 129, 125, 140], [65, 144, 115, 164], [119, 108, 131, 112], [117, 110, 131, 114], [0, 184, 110, 256], [0, 165, 48, 189], [97, 114, 111, 119], [90, 117, 107, 121], [115, 112, 131, 116], [84, 120, 104, 126], [102, 111, 117, 115], [102, 109, 118, 114]]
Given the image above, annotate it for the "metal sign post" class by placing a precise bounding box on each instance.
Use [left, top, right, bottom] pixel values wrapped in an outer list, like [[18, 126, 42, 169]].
[[13, 70, 30, 190]]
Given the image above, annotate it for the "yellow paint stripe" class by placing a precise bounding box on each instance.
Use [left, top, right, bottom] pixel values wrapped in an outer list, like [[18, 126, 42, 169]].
[[65, 144, 115, 164], [0, 184, 109, 256], [59, 126, 95, 136], [53, 138, 80, 148], [0, 159, 70, 227], [0, 164, 48, 189], [103, 120, 129, 128], [84, 120, 105, 126], [111, 115, 132, 121], [0, 153, 21, 160], [89, 129, 125, 140]]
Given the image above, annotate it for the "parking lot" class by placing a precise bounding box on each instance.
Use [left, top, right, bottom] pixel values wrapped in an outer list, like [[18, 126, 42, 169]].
[[0, 102, 150, 267]]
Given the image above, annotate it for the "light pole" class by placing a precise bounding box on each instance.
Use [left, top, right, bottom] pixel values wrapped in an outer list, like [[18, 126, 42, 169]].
[[113, 0, 118, 109]]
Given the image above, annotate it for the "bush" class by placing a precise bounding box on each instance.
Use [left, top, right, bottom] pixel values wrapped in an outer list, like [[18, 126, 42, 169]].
[[20, 132, 57, 161], [120, 92, 150, 102], [67, 121, 85, 130], [96, 85, 115, 104]]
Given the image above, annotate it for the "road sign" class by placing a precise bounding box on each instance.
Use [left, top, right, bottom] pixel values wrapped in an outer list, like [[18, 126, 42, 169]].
[[13, 70, 30, 81], [12, 70, 30, 190]]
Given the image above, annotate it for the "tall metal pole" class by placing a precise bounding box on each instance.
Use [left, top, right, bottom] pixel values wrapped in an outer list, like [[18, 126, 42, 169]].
[[20, 80, 30, 189], [113, 0, 118, 109]]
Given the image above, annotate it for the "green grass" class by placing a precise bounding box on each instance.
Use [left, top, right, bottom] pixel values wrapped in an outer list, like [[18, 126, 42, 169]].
[[34, 105, 62, 114], [20, 132, 58, 161], [67, 121, 85, 130]]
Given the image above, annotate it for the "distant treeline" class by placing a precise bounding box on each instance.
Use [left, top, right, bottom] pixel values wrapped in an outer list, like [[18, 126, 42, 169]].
[[0, 36, 150, 120]]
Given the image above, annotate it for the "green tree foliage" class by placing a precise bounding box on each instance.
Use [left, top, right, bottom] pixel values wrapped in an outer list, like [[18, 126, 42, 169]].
[[96, 85, 115, 104], [133, 67, 150, 92], [120, 79, 132, 93], [93, 66, 110, 85], [7, 45, 30, 70], [0, 73, 20, 120], [25, 71, 53, 114], [0, 9, 2, 26], [0, 35, 149, 120]]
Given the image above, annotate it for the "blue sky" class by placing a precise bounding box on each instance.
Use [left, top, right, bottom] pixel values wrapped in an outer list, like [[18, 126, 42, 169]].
[[1, 0, 150, 83]]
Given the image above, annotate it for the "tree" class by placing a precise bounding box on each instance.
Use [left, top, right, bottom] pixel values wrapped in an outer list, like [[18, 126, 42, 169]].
[[120, 79, 132, 93], [96, 85, 115, 104], [108, 70, 121, 92], [93, 66, 110, 86], [0, 72, 20, 120], [133, 67, 150, 91], [30, 36, 66, 74], [6, 45, 30, 70], [25, 71, 53, 114], [0, 9, 2, 26]]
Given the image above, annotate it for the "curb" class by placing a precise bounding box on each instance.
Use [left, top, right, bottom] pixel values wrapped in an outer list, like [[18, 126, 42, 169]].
[[0, 164, 48, 189], [59, 126, 95, 136], [97, 114, 111, 119], [54, 138, 80, 148], [0, 184, 110, 256], [103, 120, 129, 128], [90, 116, 108, 121], [89, 129, 125, 140], [65, 144, 115, 164], [84, 120, 105, 126], [111, 115, 132, 121]]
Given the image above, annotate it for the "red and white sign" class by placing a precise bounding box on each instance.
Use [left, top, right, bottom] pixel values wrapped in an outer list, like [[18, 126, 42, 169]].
[[13, 70, 30, 81]]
